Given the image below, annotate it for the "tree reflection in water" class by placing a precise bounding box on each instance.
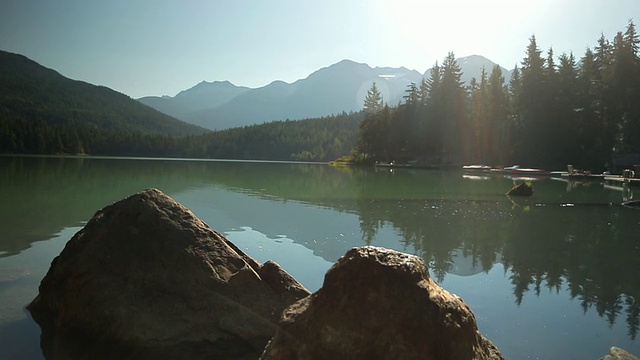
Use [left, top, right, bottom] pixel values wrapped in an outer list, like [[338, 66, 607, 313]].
[[354, 171, 640, 340]]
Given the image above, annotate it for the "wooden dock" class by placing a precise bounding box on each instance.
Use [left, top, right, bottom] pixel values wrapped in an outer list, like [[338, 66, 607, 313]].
[[604, 176, 640, 187]]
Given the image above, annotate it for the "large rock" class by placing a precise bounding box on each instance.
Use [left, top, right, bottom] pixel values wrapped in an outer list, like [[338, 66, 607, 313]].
[[602, 347, 640, 360], [506, 182, 533, 197], [261, 246, 503, 360], [28, 188, 310, 360]]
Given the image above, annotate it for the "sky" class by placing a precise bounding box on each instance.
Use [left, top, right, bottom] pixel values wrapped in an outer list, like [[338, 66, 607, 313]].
[[0, 0, 637, 98]]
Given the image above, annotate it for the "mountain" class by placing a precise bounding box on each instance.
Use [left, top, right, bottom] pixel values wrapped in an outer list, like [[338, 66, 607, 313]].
[[193, 60, 425, 130], [138, 56, 509, 131], [0, 50, 207, 137], [454, 55, 512, 85], [138, 60, 423, 130], [138, 80, 250, 120]]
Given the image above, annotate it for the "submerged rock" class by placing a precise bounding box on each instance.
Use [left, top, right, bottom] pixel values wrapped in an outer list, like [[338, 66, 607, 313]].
[[28, 188, 310, 360], [260, 246, 503, 360]]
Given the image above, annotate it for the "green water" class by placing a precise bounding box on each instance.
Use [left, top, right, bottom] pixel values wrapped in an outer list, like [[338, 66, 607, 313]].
[[0, 155, 638, 359]]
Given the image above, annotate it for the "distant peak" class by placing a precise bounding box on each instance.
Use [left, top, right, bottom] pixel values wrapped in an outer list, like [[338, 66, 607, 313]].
[[196, 80, 236, 87], [267, 80, 290, 86], [332, 59, 368, 67]]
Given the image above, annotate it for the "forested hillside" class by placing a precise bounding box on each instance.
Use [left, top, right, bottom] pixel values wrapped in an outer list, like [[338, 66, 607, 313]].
[[196, 112, 361, 161], [0, 50, 207, 154], [356, 21, 640, 170], [101, 111, 362, 160], [0, 50, 360, 160]]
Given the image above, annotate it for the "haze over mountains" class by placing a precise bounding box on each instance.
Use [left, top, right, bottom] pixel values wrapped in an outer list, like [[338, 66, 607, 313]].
[[139, 55, 510, 131]]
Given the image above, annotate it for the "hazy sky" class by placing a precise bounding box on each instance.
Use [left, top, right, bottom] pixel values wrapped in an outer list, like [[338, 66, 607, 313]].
[[0, 0, 637, 98]]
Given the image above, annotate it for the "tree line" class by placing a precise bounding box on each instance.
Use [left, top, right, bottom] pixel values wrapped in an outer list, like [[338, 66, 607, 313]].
[[356, 20, 640, 170], [0, 112, 361, 161]]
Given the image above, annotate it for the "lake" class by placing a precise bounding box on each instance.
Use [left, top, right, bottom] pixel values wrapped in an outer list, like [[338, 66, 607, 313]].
[[0, 155, 638, 359]]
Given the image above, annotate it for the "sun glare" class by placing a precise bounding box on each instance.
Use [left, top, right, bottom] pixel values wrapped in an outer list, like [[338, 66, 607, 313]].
[[376, 0, 541, 69]]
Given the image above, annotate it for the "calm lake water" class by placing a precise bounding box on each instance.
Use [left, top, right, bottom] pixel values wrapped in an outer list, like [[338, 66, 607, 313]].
[[0, 155, 639, 359]]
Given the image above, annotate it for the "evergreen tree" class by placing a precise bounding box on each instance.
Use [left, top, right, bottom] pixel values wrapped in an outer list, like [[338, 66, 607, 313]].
[[417, 78, 431, 155], [554, 52, 580, 166], [616, 20, 640, 152], [624, 19, 640, 55], [402, 82, 421, 154], [358, 83, 389, 162], [468, 74, 487, 163], [576, 48, 606, 167], [487, 65, 510, 164], [424, 62, 443, 157], [439, 52, 468, 162], [517, 35, 548, 166], [419, 78, 430, 107], [508, 64, 522, 127], [363, 82, 384, 115], [475, 67, 490, 163]]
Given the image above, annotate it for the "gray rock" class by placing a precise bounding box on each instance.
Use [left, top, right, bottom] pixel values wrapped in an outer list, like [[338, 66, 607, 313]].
[[602, 346, 640, 360], [260, 246, 503, 360], [28, 188, 310, 360]]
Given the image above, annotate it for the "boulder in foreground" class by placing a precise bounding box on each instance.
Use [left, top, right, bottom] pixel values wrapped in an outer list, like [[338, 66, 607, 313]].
[[260, 246, 503, 360], [601, 346, 640, 360], [28, 188, 310, 360]]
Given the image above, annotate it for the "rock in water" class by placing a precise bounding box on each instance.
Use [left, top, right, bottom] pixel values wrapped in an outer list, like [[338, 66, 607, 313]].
[[28, 188, 310, 360], [506, 182, 533, 197], [602, 346, 640, 360], [261, 246, 503, 360]]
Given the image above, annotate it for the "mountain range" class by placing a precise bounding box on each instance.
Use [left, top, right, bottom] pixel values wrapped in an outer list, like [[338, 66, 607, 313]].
[[139, 55, 511, 131], [0, 50, 206, 137]]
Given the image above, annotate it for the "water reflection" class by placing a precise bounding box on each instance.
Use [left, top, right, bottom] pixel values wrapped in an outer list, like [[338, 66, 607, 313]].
[[225, 227, 332, 292], [198, 162, 640, 340], [0, 156, 215, 256], [1, 156, 639, 346], [352, 169, 640, 340]]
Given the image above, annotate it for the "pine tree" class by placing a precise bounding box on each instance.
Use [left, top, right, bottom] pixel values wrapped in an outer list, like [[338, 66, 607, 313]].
[[468, 69, 489, 163], [358, 83, 390, 162], [487, 65, 510, 164], [517, 35, 548, 165], [363, 82, 383, 115], [611, 21, 640, 152], [554, 52, 580, 165], [576, 47, 603, 166], [401, 82, 421, 154], [424, 63, 443, 157], [440, 52, 467, 162], [508, 65, 521, 126], [623, 19, 639, 56]]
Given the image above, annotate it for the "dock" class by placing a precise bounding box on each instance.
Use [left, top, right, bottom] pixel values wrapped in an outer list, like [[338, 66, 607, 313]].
[[561, 173, 607, 180], [604, 176, 640, 187]]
